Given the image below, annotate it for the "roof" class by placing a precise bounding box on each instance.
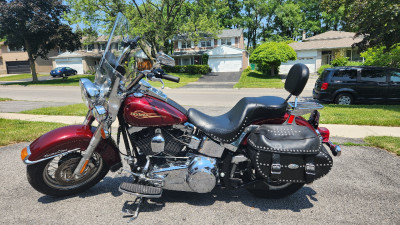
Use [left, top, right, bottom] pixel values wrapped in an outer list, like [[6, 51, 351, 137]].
[[175, 29, 243, 40], [172, 50, 206, 56], [304, 31, 358, 41], [289, 31, 363, 51], [50, 51, 102, 59]]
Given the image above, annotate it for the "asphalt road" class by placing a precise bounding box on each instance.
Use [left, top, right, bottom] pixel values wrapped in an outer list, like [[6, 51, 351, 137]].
[[1, 140, 399, 224]]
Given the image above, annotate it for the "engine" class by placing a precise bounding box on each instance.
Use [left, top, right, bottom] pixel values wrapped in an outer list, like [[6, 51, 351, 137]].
[[129, 125, 221, 193], [148, 155, 218, 193]]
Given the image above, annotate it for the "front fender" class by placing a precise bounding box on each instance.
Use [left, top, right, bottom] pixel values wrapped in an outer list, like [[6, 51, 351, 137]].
[[23, 125, 121, 169]]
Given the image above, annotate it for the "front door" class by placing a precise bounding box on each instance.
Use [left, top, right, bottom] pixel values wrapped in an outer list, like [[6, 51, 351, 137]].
[[388, 69, 400, 103], [356, 68, 388, 103]]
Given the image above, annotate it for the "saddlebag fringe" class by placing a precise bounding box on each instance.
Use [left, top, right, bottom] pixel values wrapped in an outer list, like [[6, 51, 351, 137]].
[[247, 124, 332, 184]]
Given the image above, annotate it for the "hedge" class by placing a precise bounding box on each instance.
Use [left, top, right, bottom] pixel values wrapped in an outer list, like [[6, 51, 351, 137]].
[[162, 65, 211, 74]]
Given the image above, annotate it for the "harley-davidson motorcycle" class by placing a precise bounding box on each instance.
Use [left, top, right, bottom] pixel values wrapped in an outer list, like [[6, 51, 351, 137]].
[[21, 13, 340, 220]]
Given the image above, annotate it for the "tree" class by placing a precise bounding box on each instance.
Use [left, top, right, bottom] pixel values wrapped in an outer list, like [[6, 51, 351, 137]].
[[242, 0, 270, 49], [66, 0, 221, 63], [274, 3, 304, 40], [323, 0, 400, 50], [0, 0, 81, 82], [249, 42, 296, 76], [361, 44, 400, 68]]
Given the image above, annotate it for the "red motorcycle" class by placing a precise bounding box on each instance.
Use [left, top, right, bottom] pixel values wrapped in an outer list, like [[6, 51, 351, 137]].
[[21, 13, 340, 220]]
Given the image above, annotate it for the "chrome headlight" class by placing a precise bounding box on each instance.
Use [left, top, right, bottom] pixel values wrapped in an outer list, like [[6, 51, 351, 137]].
[[79, 78, 99, 109]]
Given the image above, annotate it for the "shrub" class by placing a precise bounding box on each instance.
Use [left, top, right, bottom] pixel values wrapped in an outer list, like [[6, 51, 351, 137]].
[[317, 64, 332, 75], [361, 44, 400, 68], [249, 42, 296, 76], [243, 66, 251, 72], [330, 56, 349, 67], [346, 61, 364, 66], [162, 65, 210, 74]]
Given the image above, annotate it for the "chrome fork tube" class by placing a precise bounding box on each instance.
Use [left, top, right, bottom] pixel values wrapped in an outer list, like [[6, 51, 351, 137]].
[[83, 110, 94, 126], [73, 123, 104, 176]]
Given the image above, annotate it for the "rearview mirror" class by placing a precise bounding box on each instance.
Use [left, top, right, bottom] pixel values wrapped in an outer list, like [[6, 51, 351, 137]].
[[156, 52, 175, 67]]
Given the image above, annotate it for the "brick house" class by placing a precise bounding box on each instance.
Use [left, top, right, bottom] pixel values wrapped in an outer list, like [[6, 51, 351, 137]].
[[172, 29, 249, 72]]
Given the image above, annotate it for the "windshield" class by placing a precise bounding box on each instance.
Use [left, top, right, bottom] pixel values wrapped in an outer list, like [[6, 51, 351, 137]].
[[95, 13, 131, 98]]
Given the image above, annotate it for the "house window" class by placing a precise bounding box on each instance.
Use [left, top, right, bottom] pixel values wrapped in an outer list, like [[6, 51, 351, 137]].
[[221, 38, 232, 45], [8, 46, 24, 52], [86, 44, 94, 52], [181, 41, 190, 49], [201, 39, 212, 47], [99, 43, 106, 51]]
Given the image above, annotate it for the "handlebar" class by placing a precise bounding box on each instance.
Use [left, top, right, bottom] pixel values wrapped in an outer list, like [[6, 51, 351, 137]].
[[161, 74, 180, 83]]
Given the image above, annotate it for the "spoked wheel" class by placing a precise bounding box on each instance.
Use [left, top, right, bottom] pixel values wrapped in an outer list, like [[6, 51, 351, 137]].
[[27, 152, 109, 197]]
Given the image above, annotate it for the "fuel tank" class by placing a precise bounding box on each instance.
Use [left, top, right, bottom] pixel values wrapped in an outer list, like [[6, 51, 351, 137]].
[[123, 94, 188, 126]]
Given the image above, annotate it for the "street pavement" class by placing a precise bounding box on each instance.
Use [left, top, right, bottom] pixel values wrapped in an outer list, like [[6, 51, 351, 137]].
[[1, 140, 399, 224]]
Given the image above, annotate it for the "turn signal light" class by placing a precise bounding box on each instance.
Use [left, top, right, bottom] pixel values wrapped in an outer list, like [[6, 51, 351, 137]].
[[321, 82, 329, 90], [21, 147, 28, 161]]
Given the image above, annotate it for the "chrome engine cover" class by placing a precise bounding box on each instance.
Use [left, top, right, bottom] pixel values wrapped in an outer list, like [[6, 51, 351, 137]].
[[149, 155, 218, 193]]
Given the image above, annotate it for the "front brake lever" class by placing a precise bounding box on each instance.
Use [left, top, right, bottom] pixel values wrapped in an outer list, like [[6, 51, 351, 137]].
[[147, 74, 165, 89]]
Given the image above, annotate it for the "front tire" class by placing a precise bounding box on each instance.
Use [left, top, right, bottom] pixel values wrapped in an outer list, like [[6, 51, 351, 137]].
[[246, 181, 304, 199], [27, 152, 109, 197]]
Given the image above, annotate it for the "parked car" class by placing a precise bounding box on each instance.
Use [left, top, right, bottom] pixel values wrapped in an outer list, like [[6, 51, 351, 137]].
[[50, 67, 77, 77], [313, 66, 400, 104]]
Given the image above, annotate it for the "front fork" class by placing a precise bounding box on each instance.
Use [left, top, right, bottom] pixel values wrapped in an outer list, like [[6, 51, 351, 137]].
[[72, 111, 105, 176]]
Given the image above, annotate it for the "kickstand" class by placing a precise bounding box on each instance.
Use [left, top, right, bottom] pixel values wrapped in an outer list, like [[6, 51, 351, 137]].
[[123, 197, 143, 222]]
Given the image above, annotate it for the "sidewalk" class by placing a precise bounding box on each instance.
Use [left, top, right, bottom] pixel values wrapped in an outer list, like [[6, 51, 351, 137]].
[[1, 112, 400, 139]]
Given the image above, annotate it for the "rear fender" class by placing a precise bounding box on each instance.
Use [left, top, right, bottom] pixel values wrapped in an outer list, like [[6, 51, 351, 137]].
[[23, 125, 121, 169]]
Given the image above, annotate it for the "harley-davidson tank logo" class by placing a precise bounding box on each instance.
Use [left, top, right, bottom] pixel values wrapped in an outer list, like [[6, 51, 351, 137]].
[[131, 110, 166, 119]]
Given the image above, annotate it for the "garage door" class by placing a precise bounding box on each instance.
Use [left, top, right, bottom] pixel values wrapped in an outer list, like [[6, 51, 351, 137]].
[[6, 61, 31, 74], [280, 59, 316, 74], [55, 58, 83, 74], [208, 57, 242, 72]]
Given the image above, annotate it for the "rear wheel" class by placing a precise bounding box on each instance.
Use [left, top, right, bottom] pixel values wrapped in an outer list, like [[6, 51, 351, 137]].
[[27, 152, 109, 197], [335, 93, 353, 105]]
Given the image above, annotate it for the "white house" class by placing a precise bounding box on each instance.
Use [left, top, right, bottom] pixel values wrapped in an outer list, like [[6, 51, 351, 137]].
[[280, 31, 364, 74]]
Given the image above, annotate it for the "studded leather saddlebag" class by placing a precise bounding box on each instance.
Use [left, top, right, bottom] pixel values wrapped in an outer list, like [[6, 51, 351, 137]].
[[247, 124, 332, 184]]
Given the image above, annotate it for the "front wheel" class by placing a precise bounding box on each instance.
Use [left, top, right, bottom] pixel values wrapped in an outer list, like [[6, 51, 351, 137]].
[[335, 93, 353, 105], [246, 180, 304, 199], [27, 152, 109, 197]]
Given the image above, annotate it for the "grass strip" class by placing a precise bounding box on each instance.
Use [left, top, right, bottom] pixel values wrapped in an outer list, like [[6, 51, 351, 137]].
[[234, 70, 284, 88], [148, 73, 202, 88], [3, 75, 94, 86], [364, 136, 400, 156], [0, 73, 47, 81], [0, 98, 13, 101], [0, 118, 66, 146], [320, 104, 400, 127], [20, 103, 88, 116]]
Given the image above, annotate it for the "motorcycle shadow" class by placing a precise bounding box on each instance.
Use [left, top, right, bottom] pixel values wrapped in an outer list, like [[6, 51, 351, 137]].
[[123, 186, 318, 214], [38, 176, 131, 204]]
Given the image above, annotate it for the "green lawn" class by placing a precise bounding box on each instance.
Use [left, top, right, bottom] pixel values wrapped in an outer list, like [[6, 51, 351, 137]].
[[365, 136, 400, 156], [234, 70, 284, 88], [0, 73, 47, 81], [3, 75, 94, 86], [0, 118, 66, 146], [21, 103, 88, 116], [0, 98, 13, 101], [319, 104, 400, 126], [148, 73, 202, 88]]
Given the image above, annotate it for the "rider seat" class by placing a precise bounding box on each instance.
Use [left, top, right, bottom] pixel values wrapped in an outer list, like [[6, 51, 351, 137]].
[[187, 64, 309, 143]]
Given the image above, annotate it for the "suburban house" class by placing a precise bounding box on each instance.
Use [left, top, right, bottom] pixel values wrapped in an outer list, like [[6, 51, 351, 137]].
[[280, 31, 364, 74], [172, 29, 249, 72], [0, 41, 57, 74]]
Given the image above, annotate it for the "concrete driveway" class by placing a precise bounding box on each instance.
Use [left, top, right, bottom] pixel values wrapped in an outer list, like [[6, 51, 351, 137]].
[[183, 72, 242, 88], [1, 140, 399, 224]]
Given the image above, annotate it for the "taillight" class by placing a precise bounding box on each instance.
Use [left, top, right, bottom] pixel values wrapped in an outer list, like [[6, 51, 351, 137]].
[[321, 82, 328, 90], [58, 70, 61, 73], [318, 127, 330, 142]]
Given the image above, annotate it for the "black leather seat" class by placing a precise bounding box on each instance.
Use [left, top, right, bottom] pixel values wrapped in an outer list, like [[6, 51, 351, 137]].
[[187, 96, 287, 143]]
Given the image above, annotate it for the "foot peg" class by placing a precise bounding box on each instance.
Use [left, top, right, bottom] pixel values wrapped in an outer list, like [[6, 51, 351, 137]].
[[123, 197, 143, 222], [119, 182, 162, 198]]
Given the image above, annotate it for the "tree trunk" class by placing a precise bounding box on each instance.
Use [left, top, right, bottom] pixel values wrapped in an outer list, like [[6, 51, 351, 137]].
[[271, 66, 275, 76], [24, 39, 38, 82]]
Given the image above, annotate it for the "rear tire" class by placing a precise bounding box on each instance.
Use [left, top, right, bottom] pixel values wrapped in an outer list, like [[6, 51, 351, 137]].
[[27, 152, 109, 197], [246, 181, 304, 199]]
